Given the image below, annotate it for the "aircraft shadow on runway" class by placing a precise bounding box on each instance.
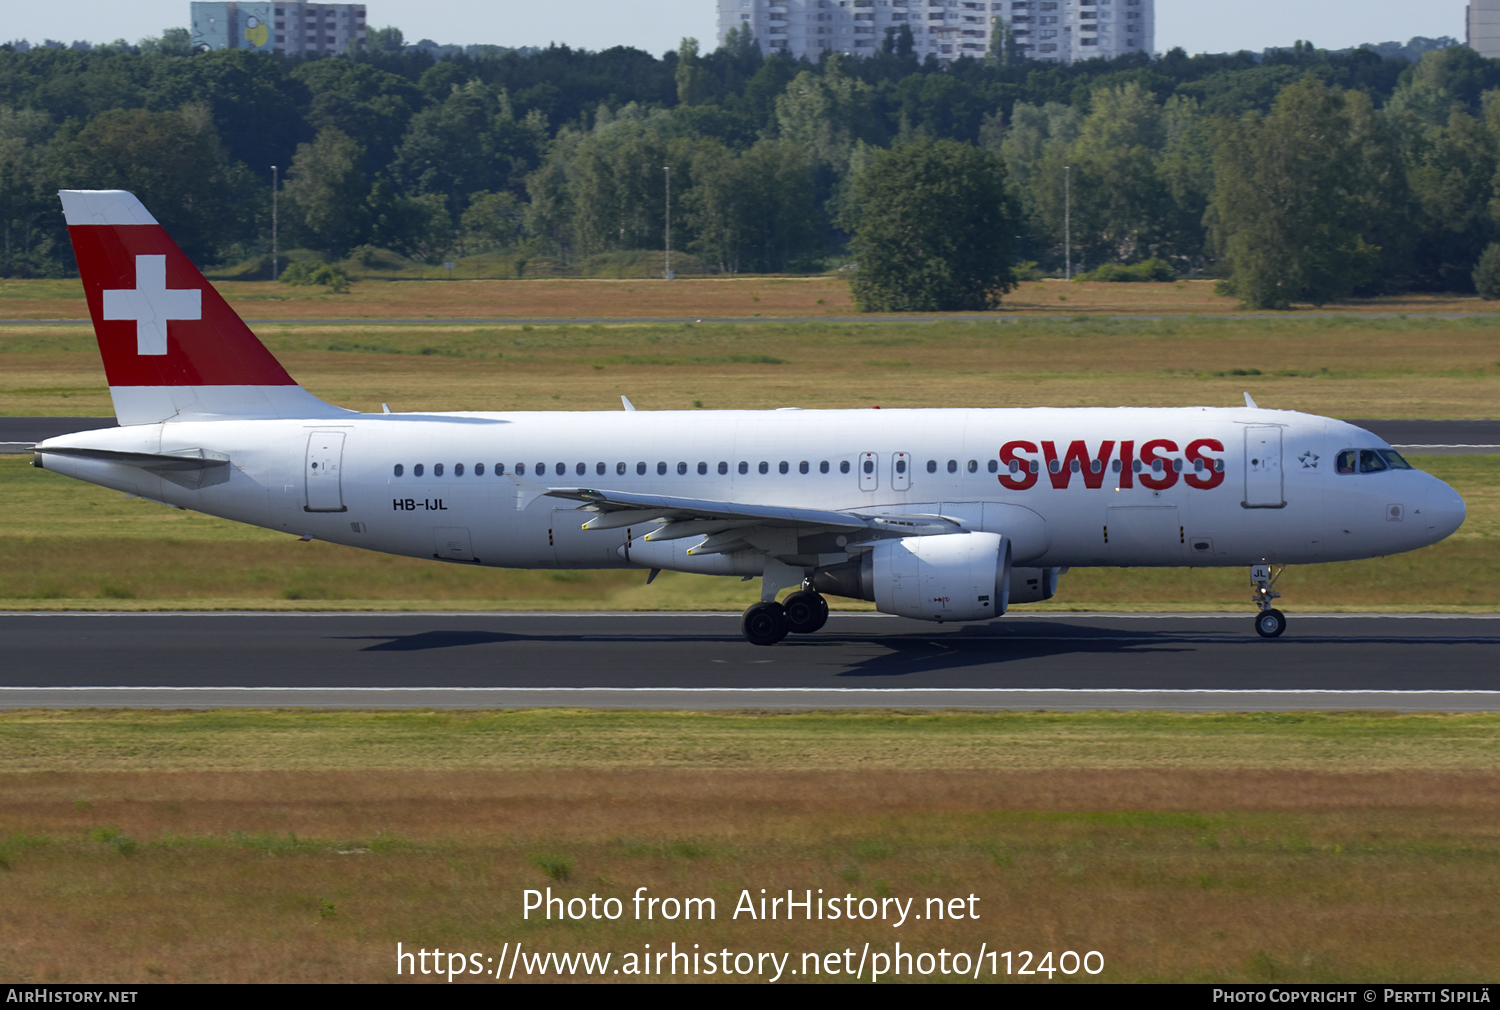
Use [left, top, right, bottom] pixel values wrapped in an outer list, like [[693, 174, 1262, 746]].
[[332, 622, 1499, 689]]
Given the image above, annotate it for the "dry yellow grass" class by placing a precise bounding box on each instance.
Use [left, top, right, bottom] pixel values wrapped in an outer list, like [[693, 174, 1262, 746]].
[[3, 313, 1500, 418], [3, 764, 1498, 983], [4, 275, 1500, 321]]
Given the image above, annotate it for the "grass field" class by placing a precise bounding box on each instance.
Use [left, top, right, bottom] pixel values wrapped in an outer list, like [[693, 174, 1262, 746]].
[[0, 453, 1494, 611], [2, 710, 1498, 983], [5, 275, 1500, 321]]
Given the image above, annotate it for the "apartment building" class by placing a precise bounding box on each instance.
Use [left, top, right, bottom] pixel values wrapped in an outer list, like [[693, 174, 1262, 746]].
[[716, 0, 1153, 64], [1468, 0, 1500, 58], [190, 2, 367, 56]]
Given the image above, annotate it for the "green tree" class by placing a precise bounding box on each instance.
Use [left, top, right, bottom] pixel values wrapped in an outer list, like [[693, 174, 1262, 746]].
[[1209, 78, 1380, 309], [56, 106, 249, 266], [675, 38, 707, 107], [842, 139, 1018, 312], [1472, 241, 1500, 298], [283, 127, 369, 257], [460, 190, 523, 253]]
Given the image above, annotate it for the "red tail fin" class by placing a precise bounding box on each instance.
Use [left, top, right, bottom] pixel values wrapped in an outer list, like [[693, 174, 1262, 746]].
[[61, 190, 348, 425]]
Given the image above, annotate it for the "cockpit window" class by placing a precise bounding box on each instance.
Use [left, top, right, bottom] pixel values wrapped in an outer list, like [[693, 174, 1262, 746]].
[[1336, 450, 1357, 474], [1380, 449, 1413, 470], [1359, 449, 1388, 473]]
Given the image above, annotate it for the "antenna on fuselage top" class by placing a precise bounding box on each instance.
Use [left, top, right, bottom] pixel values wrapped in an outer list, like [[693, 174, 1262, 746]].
[[1243, 392, 1259, 409], [621, 396, 637, 411]]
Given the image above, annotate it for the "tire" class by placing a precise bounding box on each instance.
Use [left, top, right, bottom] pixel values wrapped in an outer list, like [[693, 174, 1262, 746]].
[[742, 601, 790, 646], [783, 591, 829, 634], [1254, 608, 1287, 639]]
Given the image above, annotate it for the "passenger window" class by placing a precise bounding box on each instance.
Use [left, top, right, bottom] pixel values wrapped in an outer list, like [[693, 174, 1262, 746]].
[[393, 464, 404, 477], [476, 463, 484, 476], [1069, 459, 1079, 473], [496, 463, 506, 475], [1359, 449, 1388, 473], [896, 459, 907, 475], [967, 460, 977, 473], [926, 460, 937, 473], [948, 460, 958, 473], [1110, 459, 1121, 473], [556, 462, 566, 476], [799, 461, 809, 474], [678, 462, 688, 475], [1030, 460, 1040, 474], [739, 462, 749, 475], [514, 463, 523, 476], [779, 461, 789, 474], [759, 462, 769, 475], [455, 463, 464, 477], [841, 461, 851, 474], [862, 460, 874, 474], [637, 462, 647, 475], [1172, 459, 1183, 472], [820, 461, 830, 474], [698, 462, 708, 475], [576, 462, 586, 476], [435, 463, 445, 477], [1008, 461, 1020, 474], [617, 462, 626, 475], [536, 462, 545, 475], [597, 462, 606, 476], [718, 461, 728, 475], [988, 459, 998, 473], [657, 462, 667, 475], [415, 464, 424, 477]]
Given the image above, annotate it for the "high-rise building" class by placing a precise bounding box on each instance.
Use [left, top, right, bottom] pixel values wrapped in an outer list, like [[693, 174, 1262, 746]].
[[190, 2, 367, 56], [1468, 1, 1500, 58], [716, 0, 1152, 65]]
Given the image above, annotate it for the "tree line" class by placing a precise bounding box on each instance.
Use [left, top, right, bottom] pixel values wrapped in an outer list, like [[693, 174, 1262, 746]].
[[5, 29, 1500, 306]]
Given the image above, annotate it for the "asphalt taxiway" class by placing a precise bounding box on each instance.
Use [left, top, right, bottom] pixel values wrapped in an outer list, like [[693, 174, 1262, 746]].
[[1, 612, 1495, 710]]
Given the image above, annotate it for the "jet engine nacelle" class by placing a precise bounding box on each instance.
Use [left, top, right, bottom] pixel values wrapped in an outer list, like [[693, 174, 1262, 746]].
[[1007, 566, 1062, 604], [814, 532, 1010, 622]]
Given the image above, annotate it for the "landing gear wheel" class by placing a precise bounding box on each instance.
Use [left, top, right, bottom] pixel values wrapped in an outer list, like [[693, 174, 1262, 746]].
[[782, 591, 828, 634], [1254, 608, 1287, 639], [742, 601, 790, 646]]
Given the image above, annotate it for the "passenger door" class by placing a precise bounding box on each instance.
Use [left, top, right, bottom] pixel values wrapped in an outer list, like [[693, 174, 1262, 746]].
[[304, 432, 347, 513], [1244, 426, 1285, 508]]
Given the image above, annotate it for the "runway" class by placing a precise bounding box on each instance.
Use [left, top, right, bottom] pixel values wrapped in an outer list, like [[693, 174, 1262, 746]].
[[2, 612, 1496, 710]]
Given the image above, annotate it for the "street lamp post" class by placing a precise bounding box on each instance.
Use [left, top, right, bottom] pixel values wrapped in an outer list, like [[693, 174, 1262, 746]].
[[663, 165, 673, 281], [1063, 164, 1071, 282], [271, 165, 279, 282]]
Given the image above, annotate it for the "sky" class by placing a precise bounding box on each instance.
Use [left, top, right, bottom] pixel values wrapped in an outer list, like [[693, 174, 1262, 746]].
[[2, 1, 1469, 58]]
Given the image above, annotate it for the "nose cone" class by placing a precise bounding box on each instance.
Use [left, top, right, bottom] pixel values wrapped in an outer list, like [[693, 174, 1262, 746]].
[[1425, 479, 1466, 542]]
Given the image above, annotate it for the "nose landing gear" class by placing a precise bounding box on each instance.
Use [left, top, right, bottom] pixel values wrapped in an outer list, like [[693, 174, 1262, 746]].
[[1251, 564, 1286, 638]]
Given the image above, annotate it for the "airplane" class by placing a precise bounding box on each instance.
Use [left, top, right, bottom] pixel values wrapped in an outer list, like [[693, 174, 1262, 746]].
[[33, 190, 1468, 645]]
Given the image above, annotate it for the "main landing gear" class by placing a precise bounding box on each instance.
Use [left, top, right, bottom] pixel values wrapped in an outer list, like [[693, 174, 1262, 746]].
[[741, 587, 829, 646], [1251, 564, 1286, 639]]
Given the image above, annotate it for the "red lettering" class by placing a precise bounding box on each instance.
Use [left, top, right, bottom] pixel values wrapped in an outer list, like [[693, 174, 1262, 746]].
[[1185, 438, 1226, 490], [1139, 439, 1179, 490], [1043, 440, 1115, 490], [998, 440, 1038, 491], [1118, 439, 1134, 488]]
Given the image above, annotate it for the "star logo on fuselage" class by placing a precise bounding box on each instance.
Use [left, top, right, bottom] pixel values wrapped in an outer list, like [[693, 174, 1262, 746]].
[[1298, 451, 1320, 469]]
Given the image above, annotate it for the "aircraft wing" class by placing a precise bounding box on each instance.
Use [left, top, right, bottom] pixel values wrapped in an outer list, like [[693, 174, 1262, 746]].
[[545, 486, 961, 554]]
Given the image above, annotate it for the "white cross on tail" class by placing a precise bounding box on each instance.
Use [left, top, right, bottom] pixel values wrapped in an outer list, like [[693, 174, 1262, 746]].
[[102, 254, 201, 356]]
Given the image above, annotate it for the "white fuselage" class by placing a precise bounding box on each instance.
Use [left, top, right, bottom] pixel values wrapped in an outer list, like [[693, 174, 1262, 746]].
[[37, 405, 1466, 577]]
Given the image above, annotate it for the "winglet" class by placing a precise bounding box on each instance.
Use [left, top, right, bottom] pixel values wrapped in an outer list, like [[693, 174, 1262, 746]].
[[1243, 392, 1258, 409], [621, 396, 637, 411]]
